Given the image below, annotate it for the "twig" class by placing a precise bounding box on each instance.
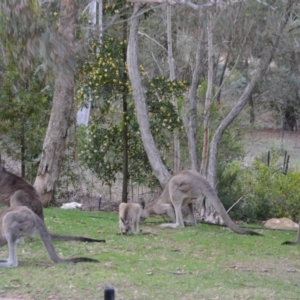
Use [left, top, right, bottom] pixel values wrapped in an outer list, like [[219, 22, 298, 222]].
[[226, 195, 244, 213]]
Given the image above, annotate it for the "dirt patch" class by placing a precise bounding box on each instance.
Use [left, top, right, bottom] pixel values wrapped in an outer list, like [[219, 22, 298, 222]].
[[244, 129, 300, 168]]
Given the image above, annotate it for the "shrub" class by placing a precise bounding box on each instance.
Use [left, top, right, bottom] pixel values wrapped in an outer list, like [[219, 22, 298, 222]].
[[222, 151, 300, 221]]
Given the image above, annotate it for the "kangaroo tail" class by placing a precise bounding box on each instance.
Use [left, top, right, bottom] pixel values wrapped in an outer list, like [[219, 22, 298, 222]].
[[50, 233, 106, 243], [282, 241, 298, 245], [62, 257, 99, 263], [242, 230, 262, 236]]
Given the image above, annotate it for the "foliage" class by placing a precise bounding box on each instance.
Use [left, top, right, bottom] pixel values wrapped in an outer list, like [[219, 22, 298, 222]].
[[0, 58, 52, 179], [246, 154, 300, 221], [222, 150, 300, 221], [76, 36, 188, 188]]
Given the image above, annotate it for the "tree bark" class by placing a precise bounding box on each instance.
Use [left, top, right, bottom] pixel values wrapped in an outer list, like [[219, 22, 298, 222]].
[[34, 0, 76, 206], [216, 50, 230, 104], [200, 11, 213, 177], [167, 4, 180, 172], [121, 3, 129, 203], [184, 8, 205, 171], [127, 3, 171, 187]]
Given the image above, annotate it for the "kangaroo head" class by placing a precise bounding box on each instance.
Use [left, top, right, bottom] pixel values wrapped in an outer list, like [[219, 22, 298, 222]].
[[120, 217, 132, 234]]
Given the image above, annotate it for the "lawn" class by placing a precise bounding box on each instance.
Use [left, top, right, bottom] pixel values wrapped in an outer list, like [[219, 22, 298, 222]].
[[0, 207, 300, 300]]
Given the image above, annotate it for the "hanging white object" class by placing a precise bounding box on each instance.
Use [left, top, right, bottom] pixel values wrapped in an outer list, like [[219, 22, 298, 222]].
[[76, 102, 91, 125]]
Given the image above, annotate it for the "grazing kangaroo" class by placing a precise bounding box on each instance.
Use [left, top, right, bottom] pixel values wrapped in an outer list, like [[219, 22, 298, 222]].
[[0, 206, 99, 267], [0, 165, 105, 243], [119, 202, 144, 234], [282, 223, 300, 245], [141, 170, 260, 236]]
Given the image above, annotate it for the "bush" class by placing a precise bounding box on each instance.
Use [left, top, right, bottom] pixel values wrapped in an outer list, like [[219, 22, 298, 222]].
[[222, 151, 300, 221]]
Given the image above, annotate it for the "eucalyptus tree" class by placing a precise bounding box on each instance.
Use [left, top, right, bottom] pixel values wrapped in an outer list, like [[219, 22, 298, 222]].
[[33, 0, 79, 205], [77, 34, 185, 197], [0, 3, 53, 179], [0, 0, 96, 205], [127, 0, 297, 221], [0, 46, 51, 180]]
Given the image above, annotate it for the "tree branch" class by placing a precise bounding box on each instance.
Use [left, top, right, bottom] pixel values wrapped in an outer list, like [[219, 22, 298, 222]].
[[127, 0, 277, 10]]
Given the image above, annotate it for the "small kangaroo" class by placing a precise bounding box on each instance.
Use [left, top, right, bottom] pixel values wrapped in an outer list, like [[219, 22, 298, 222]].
[[119, 202, 145, 235]]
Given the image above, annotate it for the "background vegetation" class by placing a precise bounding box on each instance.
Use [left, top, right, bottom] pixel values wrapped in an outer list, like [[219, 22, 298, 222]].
[[0, 2, 299, 224]]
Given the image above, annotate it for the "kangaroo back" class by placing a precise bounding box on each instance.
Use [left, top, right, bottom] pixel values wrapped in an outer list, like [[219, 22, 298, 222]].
[[119, 203, 142, 234]]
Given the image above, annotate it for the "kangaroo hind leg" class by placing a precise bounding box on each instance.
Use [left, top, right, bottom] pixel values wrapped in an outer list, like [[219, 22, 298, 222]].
[[184, 202, 196, 226], [0, 231, 19, 267], [160, 190, 185, 228]]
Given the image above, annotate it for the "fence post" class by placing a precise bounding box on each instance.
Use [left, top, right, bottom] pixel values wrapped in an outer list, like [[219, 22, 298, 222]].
[[98, 194, 102, 211], [104, 286, 115, 300]]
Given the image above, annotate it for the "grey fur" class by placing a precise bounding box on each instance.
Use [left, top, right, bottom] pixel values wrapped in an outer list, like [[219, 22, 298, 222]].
[[141, 170, 260, 235], [0, 206, 99, 267], [0, 165, 105, 243], [119, 203, 143, 234]]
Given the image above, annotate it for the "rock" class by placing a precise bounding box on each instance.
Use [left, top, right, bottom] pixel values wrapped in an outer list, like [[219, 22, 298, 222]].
[[264, 217, 299, 230]]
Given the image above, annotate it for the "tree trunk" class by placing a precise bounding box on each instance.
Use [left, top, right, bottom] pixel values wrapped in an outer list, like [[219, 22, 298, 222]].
[[34, 0, 76, 206], [167, 5, 180, 172], [200, 11, 213, 177], [248, 91, 255, 124], [121, 5, 129, 203], [98, 0, 103, 43], [216, 50, 230, 104], [127, 3, 171, 187], [184, 8, 205, 171], [21, 119, 26, 178]]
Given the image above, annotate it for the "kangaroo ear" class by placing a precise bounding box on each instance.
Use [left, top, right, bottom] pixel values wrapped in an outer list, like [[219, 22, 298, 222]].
[[121, 217, 125, 224]]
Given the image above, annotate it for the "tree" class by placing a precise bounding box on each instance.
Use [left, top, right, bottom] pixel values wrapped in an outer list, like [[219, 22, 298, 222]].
[[127, 3, 171, 187], [166, 4, 181, 171], [77, 35, 185, 194], [0, 1, 53, 179], [34, 0, 77, 206], [0, 57, 51, 179], [127, 0, 297, 221]]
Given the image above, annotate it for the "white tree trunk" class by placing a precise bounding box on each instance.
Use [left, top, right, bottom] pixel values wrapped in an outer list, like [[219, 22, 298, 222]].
[[200, 11, 213, 178], [184, 8, 205, 171], [127, 3, 171, 187], [76, 0, 98, 126], [167, 4, 180, 172], [98, 0, 103, 43]]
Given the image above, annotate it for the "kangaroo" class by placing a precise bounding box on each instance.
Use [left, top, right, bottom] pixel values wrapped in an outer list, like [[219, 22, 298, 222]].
[[0, 206, 99, 267], [141, 169, 261, 236], [119, 202, 145, 234], [0, 165, 105, 243]]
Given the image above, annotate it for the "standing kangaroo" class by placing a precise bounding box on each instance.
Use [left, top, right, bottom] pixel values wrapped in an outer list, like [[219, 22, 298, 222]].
[[0, 206, 99, 267], [141, 170, 260, 236], [0, 165, 105, 243]]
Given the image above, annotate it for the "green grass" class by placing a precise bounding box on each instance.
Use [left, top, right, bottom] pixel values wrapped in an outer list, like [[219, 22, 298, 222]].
[[0, 208, 300, 299]]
